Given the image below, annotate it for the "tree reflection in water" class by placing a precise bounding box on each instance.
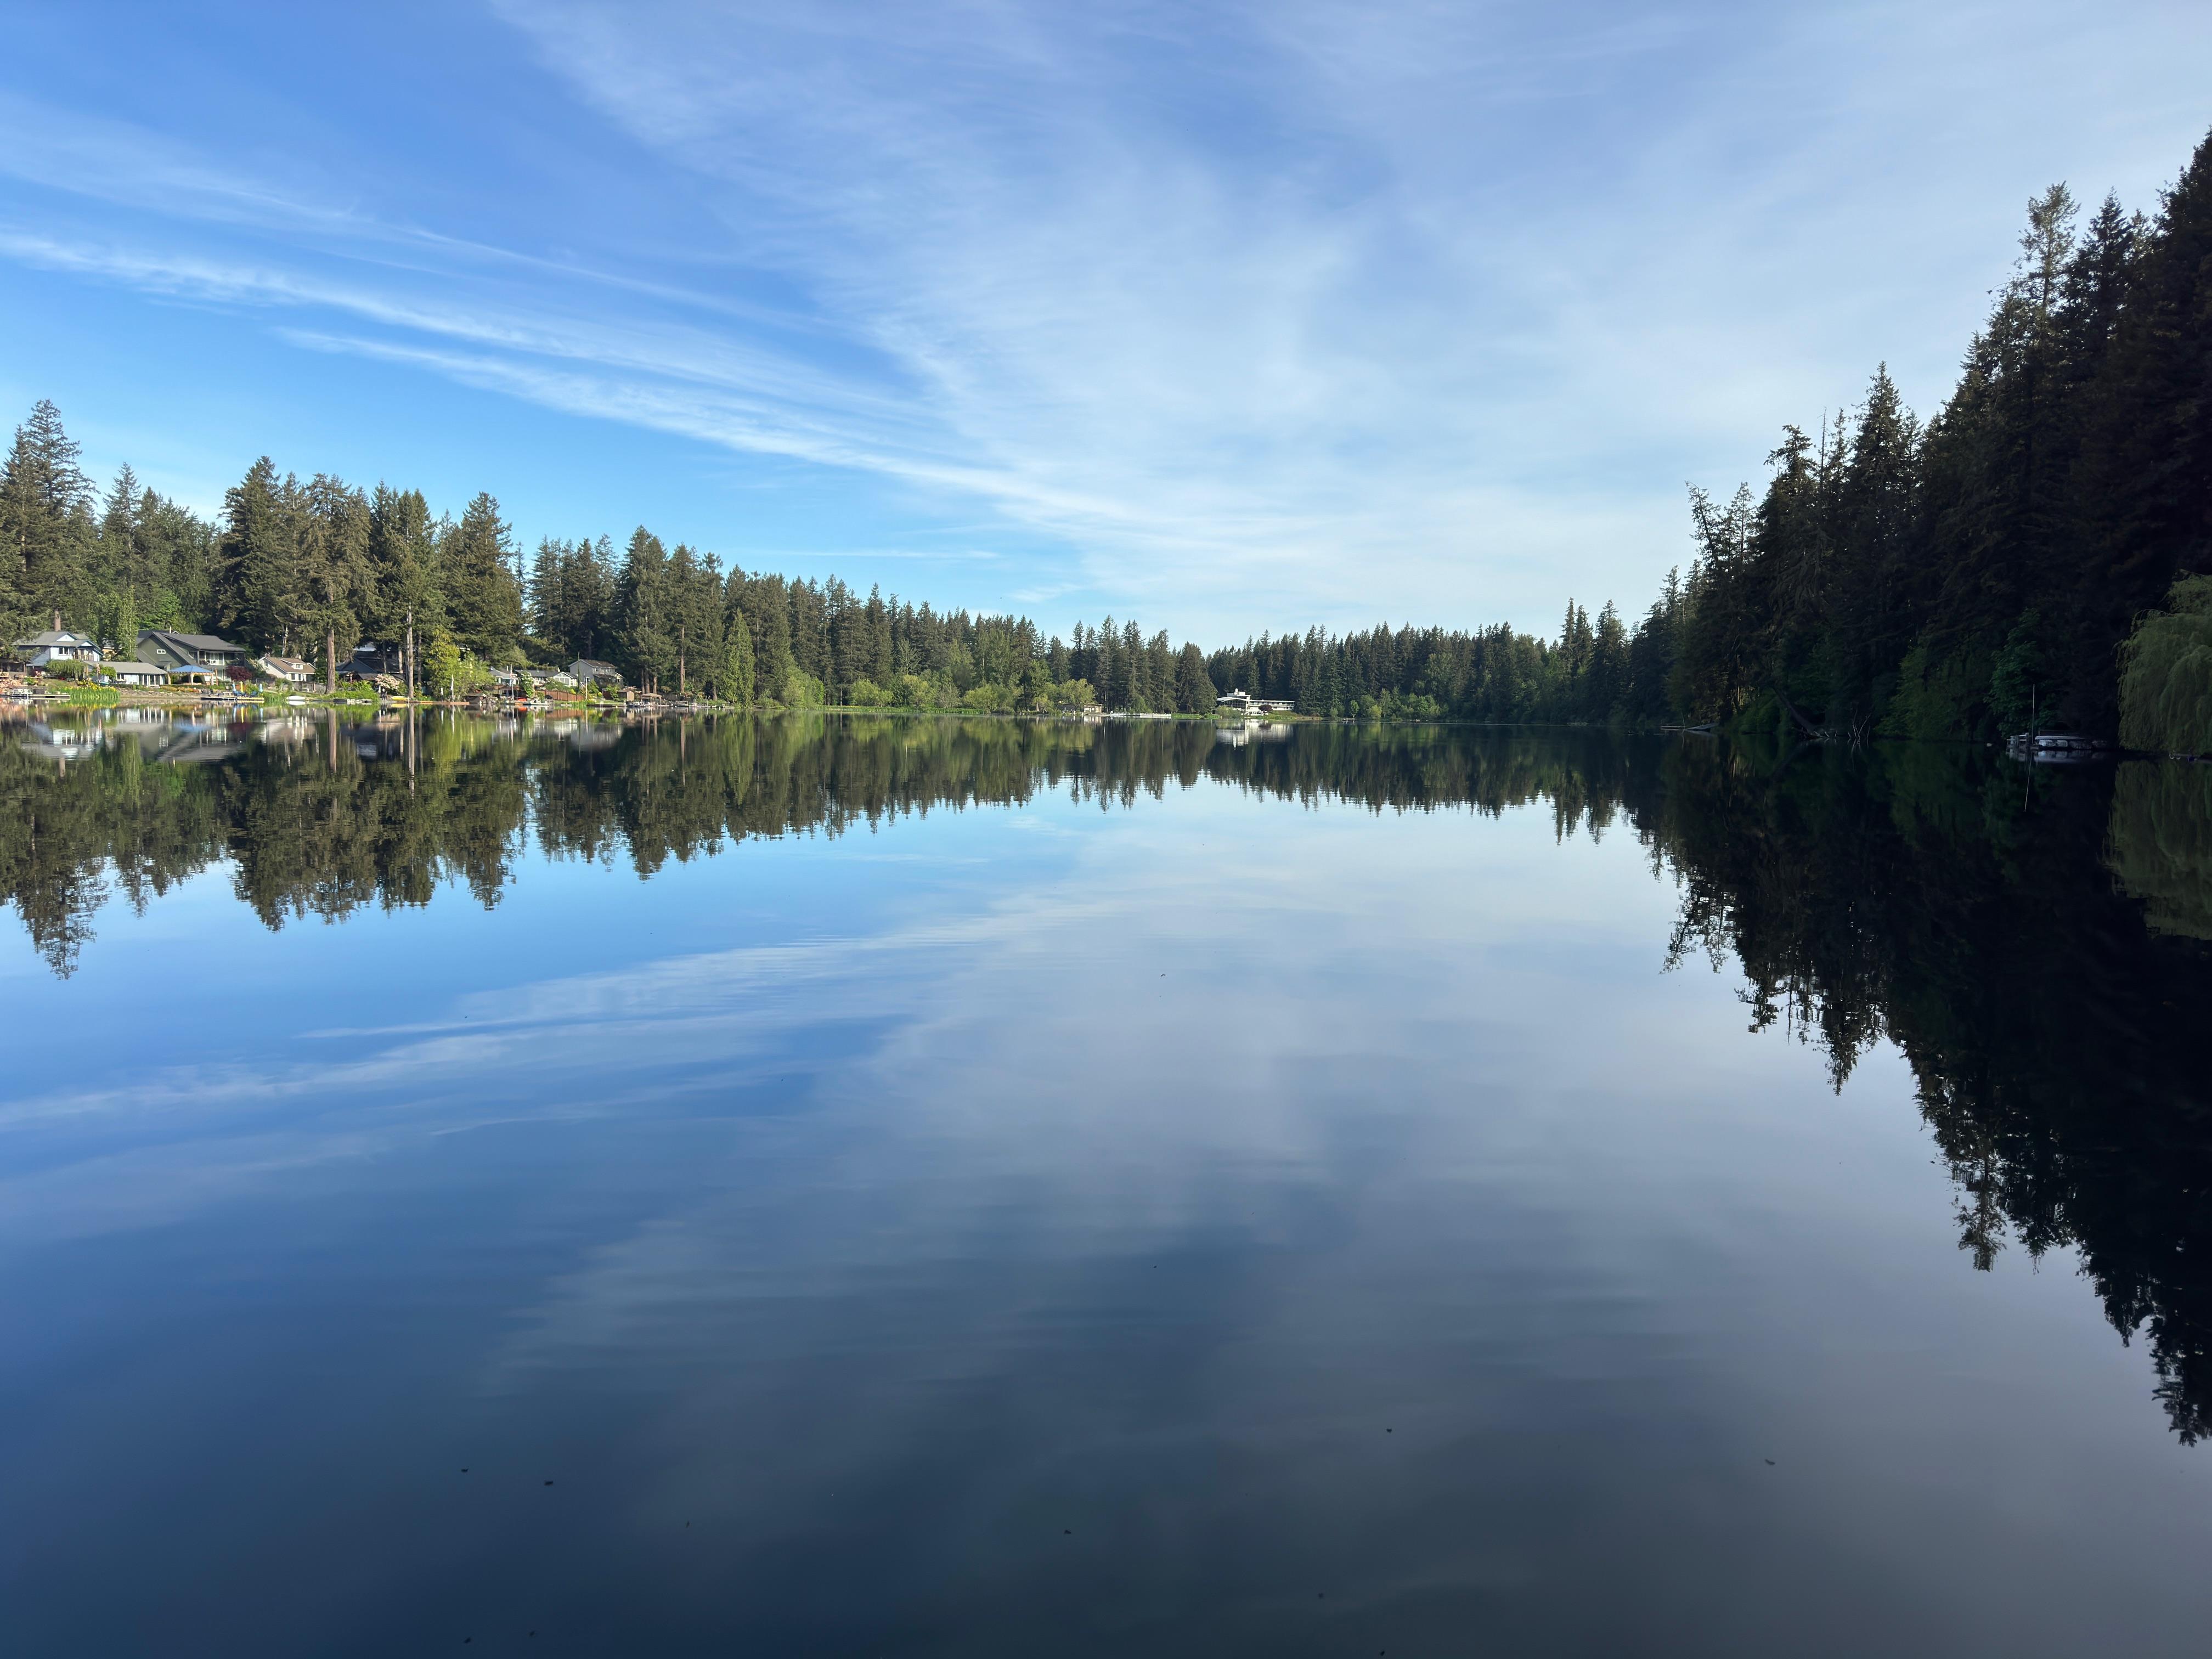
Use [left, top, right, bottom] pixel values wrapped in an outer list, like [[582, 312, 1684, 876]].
[[5, 707, 2210, 1437]]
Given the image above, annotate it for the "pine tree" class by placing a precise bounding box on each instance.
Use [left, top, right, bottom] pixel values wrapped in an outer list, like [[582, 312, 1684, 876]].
[[300, 476, 372, 691], [723, 606, 757, 707], [442, 493, 522, 662], [615, 527, 672, 692], [214, 459, 305, 652], [368, 484, 438, 692], [528, 537, 565, 647], [0, 400, 96, 635], [1174, 641, 1215, 713]]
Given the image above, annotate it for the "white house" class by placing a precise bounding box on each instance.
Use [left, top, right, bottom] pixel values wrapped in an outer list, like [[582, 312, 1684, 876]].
[[97, 662, 170, 688], [13, 628, 101, 669], [1215, 688, 1293, 715], [256, 656, 316, 686]]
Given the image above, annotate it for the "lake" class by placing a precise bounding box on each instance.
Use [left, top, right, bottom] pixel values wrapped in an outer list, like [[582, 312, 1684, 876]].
[[4, 708, 2211, 1656]]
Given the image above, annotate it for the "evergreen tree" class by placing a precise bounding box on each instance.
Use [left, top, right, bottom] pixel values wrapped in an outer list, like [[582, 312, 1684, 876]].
[[301, 476, 372, 691], [214, 458, 305, 652], [616, 527, 673, 692], [0, 400, 95, 634], [442, 493, 523, 663], [723, 606, 757, 707], [1173, 641, 1215, 713], [368, 483, 439, 690]]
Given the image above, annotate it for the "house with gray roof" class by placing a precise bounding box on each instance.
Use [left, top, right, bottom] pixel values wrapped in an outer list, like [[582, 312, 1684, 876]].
[[138, 629, 248, 671], [96, 662, 170, 687], [12, 628, 101, 669]]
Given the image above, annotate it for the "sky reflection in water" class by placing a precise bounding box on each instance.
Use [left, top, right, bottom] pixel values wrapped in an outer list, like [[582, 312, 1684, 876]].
[[2, 712, 2210, 1656]]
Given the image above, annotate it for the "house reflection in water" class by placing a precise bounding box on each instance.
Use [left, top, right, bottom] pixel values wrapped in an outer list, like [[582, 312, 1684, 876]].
[[1212, 720, 1292, 747]]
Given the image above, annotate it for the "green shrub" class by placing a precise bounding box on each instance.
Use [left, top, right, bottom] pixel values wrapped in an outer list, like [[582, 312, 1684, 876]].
[[1881, 634, 1991, 741], [891, 672, 952, 709], [2118, 576, 2212, 756], [961, 681, 1017, 713]]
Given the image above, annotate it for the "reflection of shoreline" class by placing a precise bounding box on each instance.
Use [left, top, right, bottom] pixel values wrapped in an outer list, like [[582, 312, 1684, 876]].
[[0, 714, 1663, 980], [1661, 734, 2212, 1442], [7, 712, 2212, 1441], [2107, 760, 2212, 940]]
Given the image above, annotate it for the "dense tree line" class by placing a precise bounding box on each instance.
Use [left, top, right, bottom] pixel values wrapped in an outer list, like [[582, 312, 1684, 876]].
[[1673, 127, 2212, 744], [0, 409, 1229, 712], [0, 397, 1657, 720], [1203, 591, 1678, 725]]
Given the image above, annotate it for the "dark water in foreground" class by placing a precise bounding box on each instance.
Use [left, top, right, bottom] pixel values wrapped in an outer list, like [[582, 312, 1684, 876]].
[[4, 708, 2212, 1656]]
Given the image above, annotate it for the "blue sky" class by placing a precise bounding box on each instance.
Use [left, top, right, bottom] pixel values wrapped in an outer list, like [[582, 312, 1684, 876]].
[[0, 2, 2204, 643]]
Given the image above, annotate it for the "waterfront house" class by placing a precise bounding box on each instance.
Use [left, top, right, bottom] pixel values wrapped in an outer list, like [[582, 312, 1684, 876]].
[[256, 656, 315, 686], [12, 628, 101, 669], [138, 629, 248, 672], [569, 659, 623, 688], [1214, 689, 1294, 715], [97, 662, 170, 688], [339, 641, 405, 679]]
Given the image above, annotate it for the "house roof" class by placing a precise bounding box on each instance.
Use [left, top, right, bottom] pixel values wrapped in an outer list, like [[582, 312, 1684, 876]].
[[14, 630, 95, 649], [97, 662, 167, 676], [570, 659, 622, 676], [141, 629, 245, 653], [165, 662, 225, 678], [258, 656, 315, 674]]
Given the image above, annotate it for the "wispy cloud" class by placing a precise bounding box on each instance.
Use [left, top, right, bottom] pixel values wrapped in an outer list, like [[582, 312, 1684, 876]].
[[0, 5, 2204, 634]]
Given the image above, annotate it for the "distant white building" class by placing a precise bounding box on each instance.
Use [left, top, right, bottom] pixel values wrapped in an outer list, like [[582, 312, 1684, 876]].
[[1215, 688, 1294, 715]]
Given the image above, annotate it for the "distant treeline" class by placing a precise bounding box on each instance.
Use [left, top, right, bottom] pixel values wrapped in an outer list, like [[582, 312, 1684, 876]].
[[0, 399, 1616, 718], [0, 390, 1722, 723], [3, 128, 2207, 730]]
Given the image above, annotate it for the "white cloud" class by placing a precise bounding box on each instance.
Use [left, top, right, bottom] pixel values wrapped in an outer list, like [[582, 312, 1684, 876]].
[[0, 4, 2205, 636]]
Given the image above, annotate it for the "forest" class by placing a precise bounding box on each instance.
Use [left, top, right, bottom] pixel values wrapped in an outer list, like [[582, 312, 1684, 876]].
[[1666, 125, 2212, 748], [2, 126, 2206, 736]]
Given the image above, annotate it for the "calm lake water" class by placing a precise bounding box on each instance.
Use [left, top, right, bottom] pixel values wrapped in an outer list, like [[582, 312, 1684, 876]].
[[4, 708, 2211, 1656]]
